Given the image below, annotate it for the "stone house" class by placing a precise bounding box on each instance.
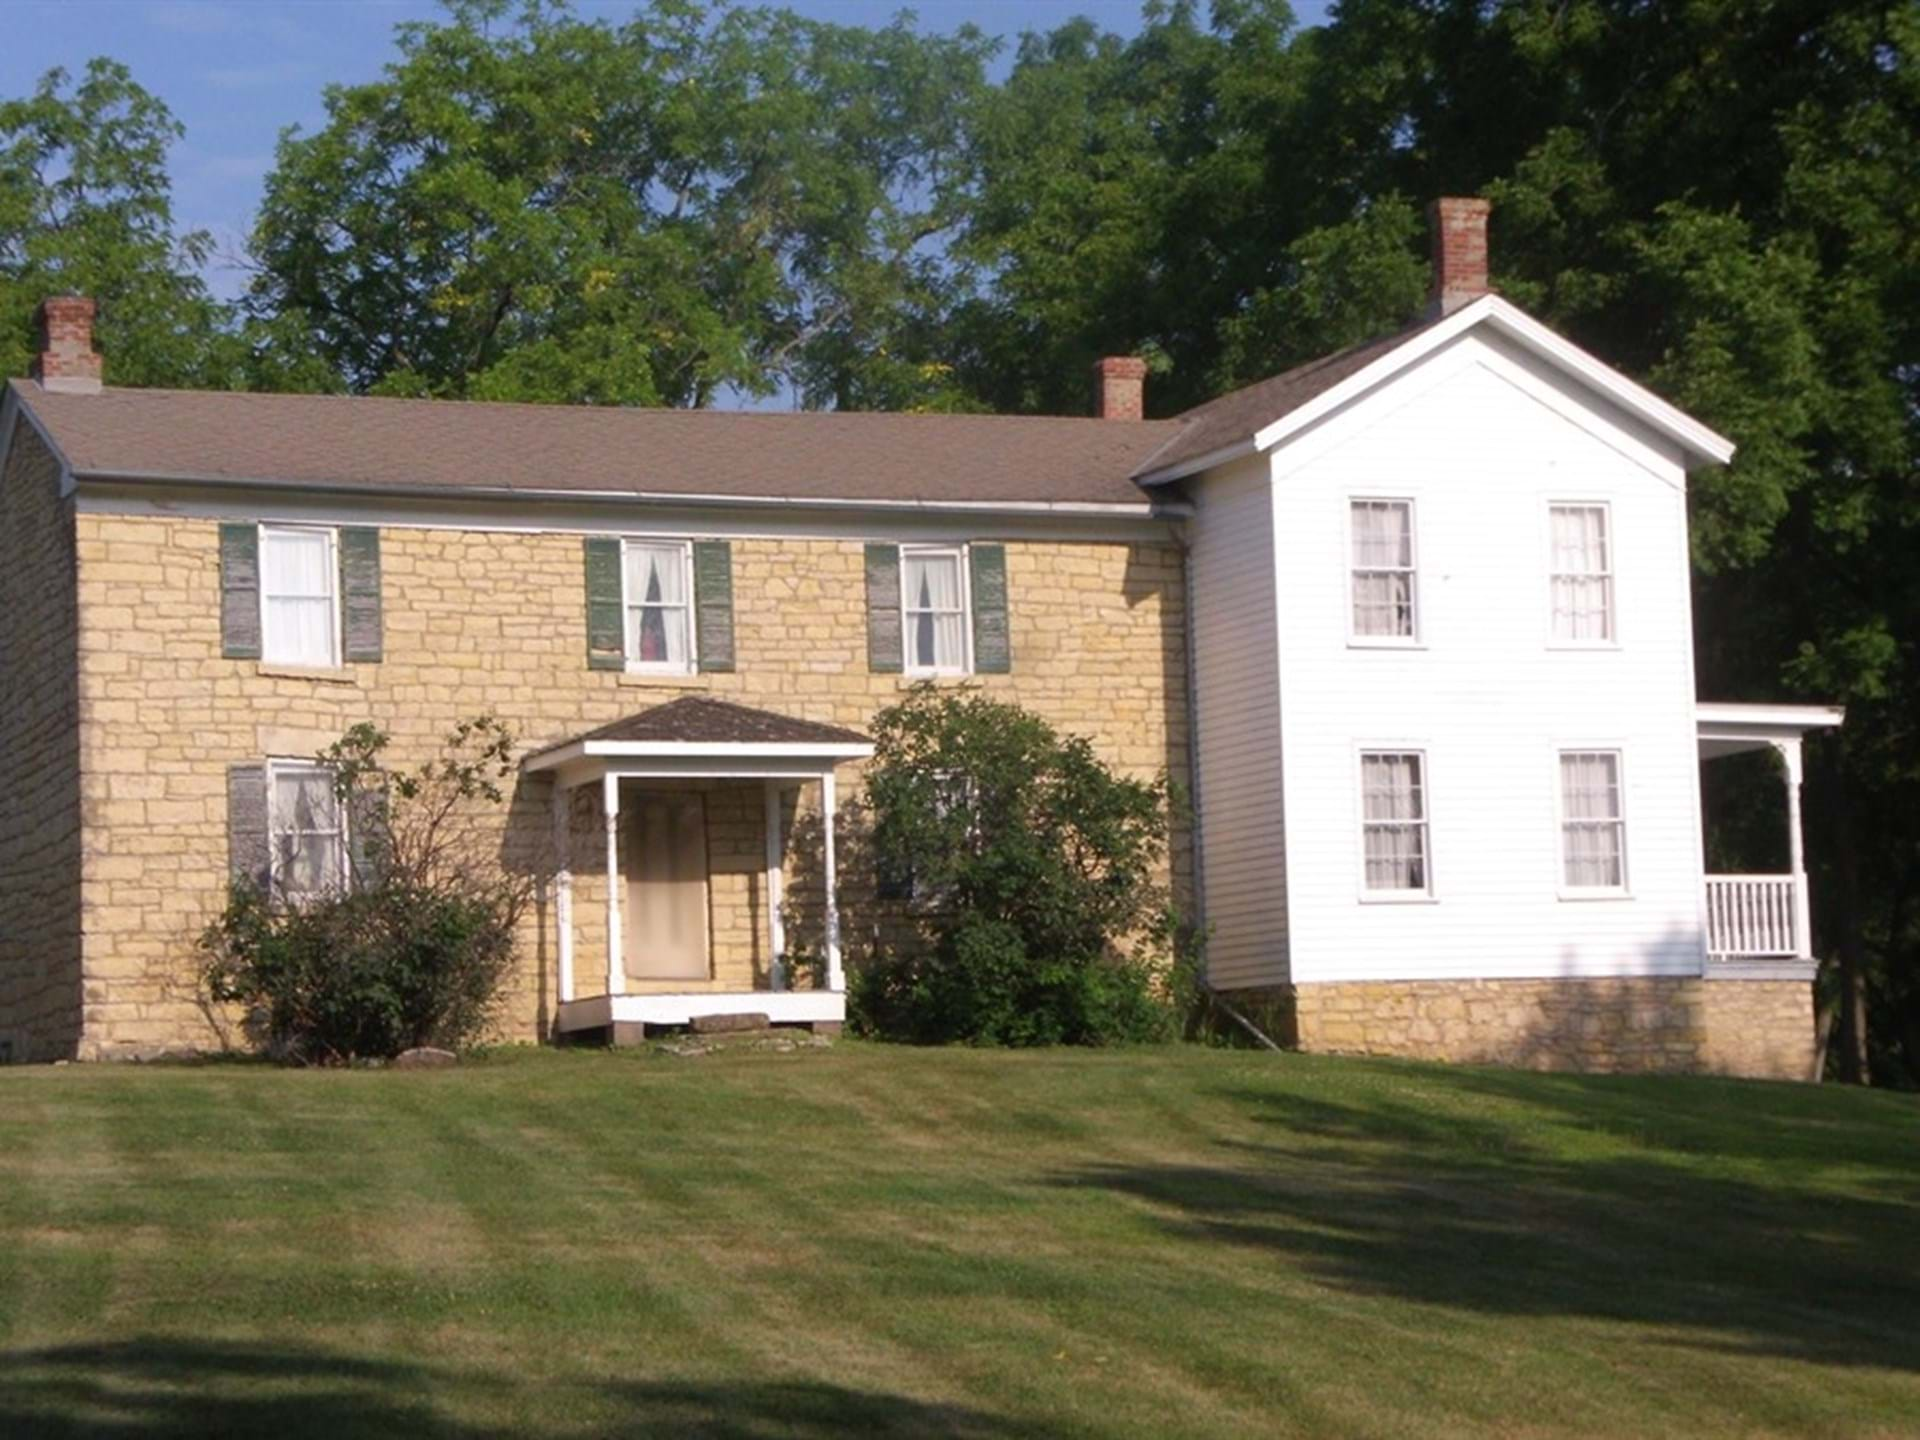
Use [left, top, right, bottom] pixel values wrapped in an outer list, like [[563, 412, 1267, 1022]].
[[0, 199, 1837, 1076]]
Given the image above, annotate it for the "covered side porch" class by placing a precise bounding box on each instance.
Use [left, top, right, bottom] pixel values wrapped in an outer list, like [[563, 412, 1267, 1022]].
[[1697, 702, 1844, 976], [523, 697, 873, 1040]]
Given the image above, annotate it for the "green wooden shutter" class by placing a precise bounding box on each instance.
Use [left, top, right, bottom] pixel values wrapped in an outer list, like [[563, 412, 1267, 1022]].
[[338, 526, 383, 663], [583, 537, 625, 670], [865, 543, 903, 674], [227, 763, 271, 891], [969, 543, 1011, 674], [692, 540, 736, 673], [346, 780, 389, 890], [219, 523, 261, 659]]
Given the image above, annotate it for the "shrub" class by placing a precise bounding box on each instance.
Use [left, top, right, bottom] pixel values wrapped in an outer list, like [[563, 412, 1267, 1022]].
[[200, 716, 526, 1064], [851, 687, 1193, 1045]]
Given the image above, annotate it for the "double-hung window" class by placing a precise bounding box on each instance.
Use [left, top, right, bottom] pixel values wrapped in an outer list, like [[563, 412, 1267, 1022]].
[[268, 760, 347, 904], [1359, 750, 1431, 895], [623, 540, 695, 673], [1549, 503, 1613, 643], [1350, 499, 1418, 641], [1559, 750, 1627, 892], [902, 545, 970, 676], [260, 525, 339, 667]]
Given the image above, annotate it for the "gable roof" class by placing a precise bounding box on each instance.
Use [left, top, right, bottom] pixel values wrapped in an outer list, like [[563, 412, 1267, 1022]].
[[570, 696, 871, 749], [1133, 294, 1736, 484], [7, 378, 1181, 513]]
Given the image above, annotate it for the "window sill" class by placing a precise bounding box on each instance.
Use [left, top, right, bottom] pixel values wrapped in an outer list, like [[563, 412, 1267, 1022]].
[[1557, 888, 1633, 902], [1347, 639, 1427, 652], [255, 662, 358, 686], [1358, 892, 1438, 905], [1545, 641, 1621, 652], [616, 669, 709, 689], [897, 672, 979, 689]]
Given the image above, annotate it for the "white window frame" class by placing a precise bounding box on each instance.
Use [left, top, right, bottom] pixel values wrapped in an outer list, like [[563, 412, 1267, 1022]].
[[1346, 498, 1422, 647], [1546, 500, 1617, 647], [900, 543, 973, 677], [620, 538, 697, 676], [266, 758, 349, 904], [1355, 746, 1435, 901], [1555, 747, 1630, 898], [258, 523, 341, 669]]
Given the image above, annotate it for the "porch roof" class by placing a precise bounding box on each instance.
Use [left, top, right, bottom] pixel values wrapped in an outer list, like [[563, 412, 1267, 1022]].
[[1697, 701, 1844, 760], [523, 696, 873, 784]]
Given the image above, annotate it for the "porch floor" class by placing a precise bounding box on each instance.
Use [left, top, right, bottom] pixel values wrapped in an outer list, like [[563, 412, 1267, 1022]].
[[554, 990, 846, 1033]]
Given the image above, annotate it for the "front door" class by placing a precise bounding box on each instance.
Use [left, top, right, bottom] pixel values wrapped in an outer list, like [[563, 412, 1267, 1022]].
[[624, 791, 711, 982]]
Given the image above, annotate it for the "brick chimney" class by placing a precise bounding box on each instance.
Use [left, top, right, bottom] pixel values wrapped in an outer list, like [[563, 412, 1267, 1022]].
[[1427, 197, 1492, 316], [1092, 355, 1147, 420], [32, 295, 103, 394]]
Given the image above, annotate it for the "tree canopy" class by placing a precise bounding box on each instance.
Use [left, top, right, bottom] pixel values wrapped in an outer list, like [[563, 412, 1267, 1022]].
[[4, 0, 1917, 1080]]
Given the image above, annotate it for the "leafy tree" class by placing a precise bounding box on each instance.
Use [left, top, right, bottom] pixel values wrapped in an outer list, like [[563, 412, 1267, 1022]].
[[853, 687, 1192, 1046], [0, 59, 238, 387], [246, 0, 992, 409]]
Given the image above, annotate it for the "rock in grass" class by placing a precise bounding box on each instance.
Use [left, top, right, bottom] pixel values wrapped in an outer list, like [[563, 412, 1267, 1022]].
[[393, 1047, 459, 1069]]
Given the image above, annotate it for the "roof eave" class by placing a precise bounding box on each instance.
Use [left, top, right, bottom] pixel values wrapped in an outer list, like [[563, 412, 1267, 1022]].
[[65, 465, 1192, 521]]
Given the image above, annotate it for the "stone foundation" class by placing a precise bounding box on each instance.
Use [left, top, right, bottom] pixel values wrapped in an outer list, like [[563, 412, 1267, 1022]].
[[1224, 977, 1815, 1081]]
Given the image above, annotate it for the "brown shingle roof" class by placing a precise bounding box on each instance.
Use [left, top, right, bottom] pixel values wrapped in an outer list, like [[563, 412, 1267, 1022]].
[[10, 379, 1181, 509], [1132, 316, 1447, 480], [560, 697, 871, 751]]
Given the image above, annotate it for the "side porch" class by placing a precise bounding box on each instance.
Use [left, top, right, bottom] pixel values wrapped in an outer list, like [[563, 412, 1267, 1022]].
[[522, 697, 874, 1041], [1697, 702, 1844, 977]]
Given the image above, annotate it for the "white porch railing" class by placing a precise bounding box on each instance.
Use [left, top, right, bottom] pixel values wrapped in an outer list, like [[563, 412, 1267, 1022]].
[[1705, 875, 1799, 959]]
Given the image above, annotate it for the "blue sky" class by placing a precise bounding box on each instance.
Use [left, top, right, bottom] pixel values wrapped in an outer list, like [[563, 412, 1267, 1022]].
[[2, 0, 1330, 301]]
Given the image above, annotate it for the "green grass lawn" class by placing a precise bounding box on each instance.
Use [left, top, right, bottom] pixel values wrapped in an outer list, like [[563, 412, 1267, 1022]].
[[2, 1045, 1917, 1438]]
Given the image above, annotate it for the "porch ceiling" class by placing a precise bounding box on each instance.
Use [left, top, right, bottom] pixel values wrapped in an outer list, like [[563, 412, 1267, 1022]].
[[1697, 701, 1844, 760]]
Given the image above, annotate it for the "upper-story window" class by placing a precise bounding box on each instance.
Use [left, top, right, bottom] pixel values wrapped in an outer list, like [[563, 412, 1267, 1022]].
[[1549, 503, 1614, 643], [1559, 750, 1627, 892], [1359, 749, 1431, 896], [902, 544, 970, 675], [260, 524, 340, 668], [1350, 499, 1418, 642], [623, 539, 695, 673], [268, 759, 347, 904]]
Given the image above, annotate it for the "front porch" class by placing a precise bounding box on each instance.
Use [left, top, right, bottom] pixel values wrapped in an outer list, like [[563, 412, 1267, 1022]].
[[1697, 702, 1844, 976], [522, 698, 875, 1040]]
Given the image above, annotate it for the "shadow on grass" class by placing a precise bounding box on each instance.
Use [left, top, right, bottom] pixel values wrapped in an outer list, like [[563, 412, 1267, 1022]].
[[1059, 1070, 1920, 1374], [0, 1338, 1036, 1439]]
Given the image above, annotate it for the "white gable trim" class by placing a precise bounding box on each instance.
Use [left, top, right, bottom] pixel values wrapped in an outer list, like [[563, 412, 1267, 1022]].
[[1253, 296, 1733, 466], [1140, 295, 1734, 486]]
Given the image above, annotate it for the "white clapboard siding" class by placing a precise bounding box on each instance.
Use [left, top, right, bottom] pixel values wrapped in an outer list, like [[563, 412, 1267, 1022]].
[[1257, 330, 1709, 983], [1187, 456, 1290, 988]]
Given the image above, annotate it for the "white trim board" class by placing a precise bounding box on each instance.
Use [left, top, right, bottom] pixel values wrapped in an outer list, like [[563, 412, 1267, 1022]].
[[73, 480, 1184, 546]]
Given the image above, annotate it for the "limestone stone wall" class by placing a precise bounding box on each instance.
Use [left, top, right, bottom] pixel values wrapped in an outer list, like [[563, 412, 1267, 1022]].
[[70, 516, 1189, 1058], [1254, 976, 1815, 1080], [0, 421, 84, 1062]]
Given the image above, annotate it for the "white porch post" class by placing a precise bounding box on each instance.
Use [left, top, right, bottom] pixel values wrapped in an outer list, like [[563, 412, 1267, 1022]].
[[764, 780, 787, 991], [551, 782, 574, 1004], [603, 773, 624, 996], [1776, 737, 1812, 959], [821, 768, 843, 992]]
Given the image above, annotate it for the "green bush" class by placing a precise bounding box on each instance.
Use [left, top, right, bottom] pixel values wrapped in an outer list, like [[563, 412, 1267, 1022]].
[[851, 687, 1195, 1046], [199, 717, 525, 1064]]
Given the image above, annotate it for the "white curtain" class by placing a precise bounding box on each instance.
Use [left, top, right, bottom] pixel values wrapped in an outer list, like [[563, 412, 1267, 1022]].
[[1361, 752, 1427, 890], [905, 552, 964, 670], [1560, 751, 1624, 886], [1550, 505, 1612, 640], [272, 767, 343, 900], [1351, 502, 1415, 637], [625, 542, 690, 666], [262, 528, 336, 666]]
